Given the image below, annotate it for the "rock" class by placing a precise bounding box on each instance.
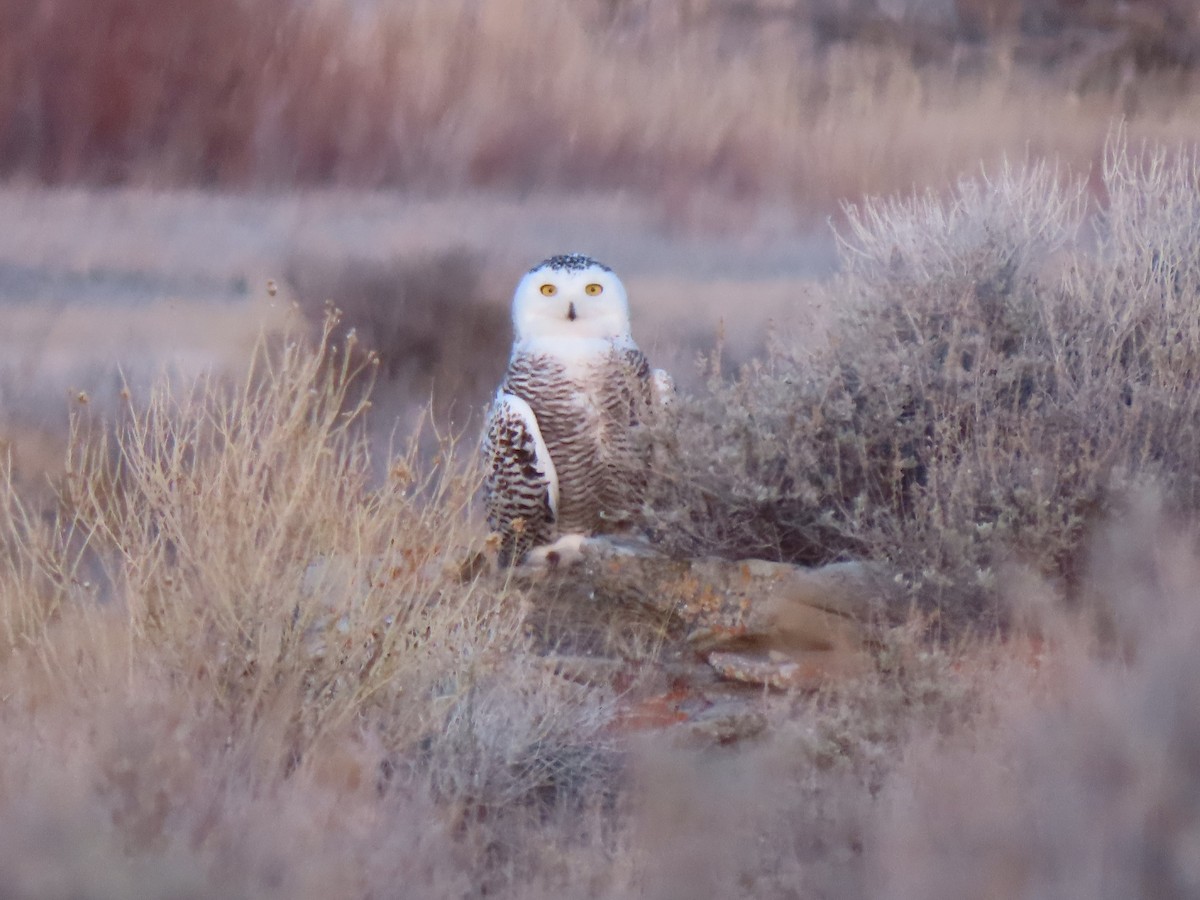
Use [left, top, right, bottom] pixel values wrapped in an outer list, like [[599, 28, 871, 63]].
[[681, 703, 769, 746], [706, 648, 869, 690], [512, 535, 898, 690]]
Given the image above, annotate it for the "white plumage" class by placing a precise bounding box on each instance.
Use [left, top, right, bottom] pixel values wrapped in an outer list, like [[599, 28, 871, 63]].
[[482, 253, 672, 563]]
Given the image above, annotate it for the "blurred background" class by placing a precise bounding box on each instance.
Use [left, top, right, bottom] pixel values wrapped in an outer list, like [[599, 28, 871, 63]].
[[2, 0, 1199, 484]]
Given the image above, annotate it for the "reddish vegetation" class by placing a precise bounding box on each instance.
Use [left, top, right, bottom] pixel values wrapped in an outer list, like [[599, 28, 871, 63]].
[[1, 0, 390, 184], [2, 0, 1200, 211]]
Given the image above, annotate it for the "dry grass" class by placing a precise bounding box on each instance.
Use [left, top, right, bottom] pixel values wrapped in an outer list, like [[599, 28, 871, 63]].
[[4, 134, 1200, 895], [0, 321, 628, 896], [4, 0, 1200, 213], [6, 1, 1200, 895]]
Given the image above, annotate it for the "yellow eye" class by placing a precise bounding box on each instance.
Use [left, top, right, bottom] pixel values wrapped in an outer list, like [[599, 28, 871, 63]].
[[540, 284, 557, 296], [585, 283, 603, 296]]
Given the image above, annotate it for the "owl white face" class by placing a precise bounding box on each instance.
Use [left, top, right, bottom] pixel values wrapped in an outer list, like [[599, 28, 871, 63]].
[[511, 254, 632, 344]]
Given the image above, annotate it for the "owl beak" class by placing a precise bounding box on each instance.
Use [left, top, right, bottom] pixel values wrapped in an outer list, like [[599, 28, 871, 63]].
[[567, 302, 577, 321]]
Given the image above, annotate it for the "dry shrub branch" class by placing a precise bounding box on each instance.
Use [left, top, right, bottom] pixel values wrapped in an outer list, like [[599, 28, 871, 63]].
[[0, 320, 631, 895], [651, 131, 1200, 630], [50, 323, 500, 749]]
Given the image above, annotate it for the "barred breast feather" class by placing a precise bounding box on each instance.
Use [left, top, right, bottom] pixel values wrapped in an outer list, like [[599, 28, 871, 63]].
[[482, 344, 658, 563]]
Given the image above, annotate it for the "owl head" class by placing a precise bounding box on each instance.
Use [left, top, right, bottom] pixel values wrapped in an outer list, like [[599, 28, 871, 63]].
[[511, 254, 631, 344]]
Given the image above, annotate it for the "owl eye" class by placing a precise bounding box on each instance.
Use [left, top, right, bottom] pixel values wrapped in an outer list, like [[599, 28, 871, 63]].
[[540, 284, 557, 296], [585, 283, 603, 296]]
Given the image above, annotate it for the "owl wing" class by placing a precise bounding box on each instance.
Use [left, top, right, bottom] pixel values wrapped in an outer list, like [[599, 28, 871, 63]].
[[482, 392, 558, 564]]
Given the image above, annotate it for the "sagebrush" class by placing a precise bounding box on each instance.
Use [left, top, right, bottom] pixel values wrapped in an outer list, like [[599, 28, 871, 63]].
[[651, 132, 1200, 629]]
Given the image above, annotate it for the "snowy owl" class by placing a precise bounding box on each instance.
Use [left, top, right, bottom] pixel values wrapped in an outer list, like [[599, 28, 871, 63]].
[[482, 253, 673, 564]]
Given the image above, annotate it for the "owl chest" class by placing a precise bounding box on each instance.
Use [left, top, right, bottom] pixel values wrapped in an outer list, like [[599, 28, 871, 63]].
[[524, 372, 607, 467], [506, 362, 622, 530]]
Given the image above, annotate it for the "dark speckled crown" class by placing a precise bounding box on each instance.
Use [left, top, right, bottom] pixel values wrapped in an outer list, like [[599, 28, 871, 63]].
[[530, 253, 612, 274]]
